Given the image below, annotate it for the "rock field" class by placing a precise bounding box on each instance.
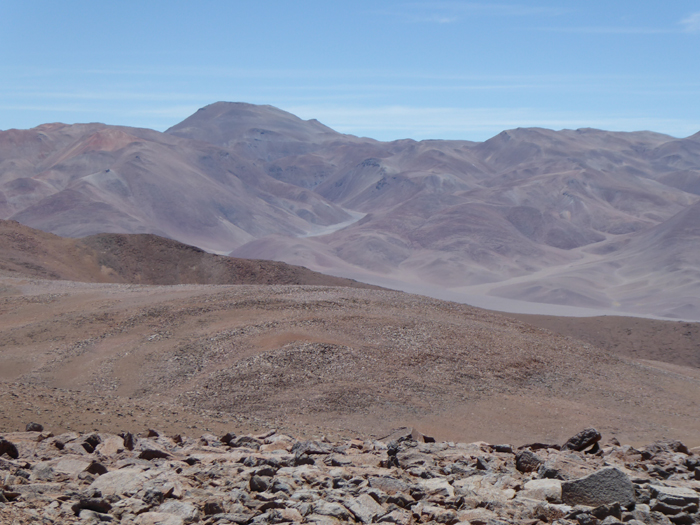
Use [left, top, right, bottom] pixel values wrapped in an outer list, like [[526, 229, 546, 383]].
[[2, 424, 700, 525]]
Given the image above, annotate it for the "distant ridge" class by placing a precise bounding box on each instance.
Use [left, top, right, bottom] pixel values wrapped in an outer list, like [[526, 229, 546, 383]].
[[0, 220, 375, 288], [2, 102, 700, 318]]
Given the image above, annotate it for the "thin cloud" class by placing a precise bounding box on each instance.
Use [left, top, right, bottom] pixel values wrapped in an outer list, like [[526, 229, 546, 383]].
[[681, 12, 700, 33]]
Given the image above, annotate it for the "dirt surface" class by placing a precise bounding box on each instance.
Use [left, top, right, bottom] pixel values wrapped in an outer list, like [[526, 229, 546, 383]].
[[504, 312, 700, 368], [2, 277, 700, 448]]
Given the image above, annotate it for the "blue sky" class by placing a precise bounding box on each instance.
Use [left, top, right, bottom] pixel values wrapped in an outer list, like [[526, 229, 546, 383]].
[[2, 1, 699, 141]]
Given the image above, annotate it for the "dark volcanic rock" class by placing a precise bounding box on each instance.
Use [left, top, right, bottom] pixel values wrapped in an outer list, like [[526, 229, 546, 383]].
[[0, 438, 19, 459], [562, 428, 602, 451]]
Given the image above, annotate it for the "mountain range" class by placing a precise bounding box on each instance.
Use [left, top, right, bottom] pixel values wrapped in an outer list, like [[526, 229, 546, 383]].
[[2, 102, 699, 319]]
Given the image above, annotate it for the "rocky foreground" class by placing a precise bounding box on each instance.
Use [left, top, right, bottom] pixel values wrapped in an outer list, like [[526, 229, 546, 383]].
[[1, 425, 699, 525]]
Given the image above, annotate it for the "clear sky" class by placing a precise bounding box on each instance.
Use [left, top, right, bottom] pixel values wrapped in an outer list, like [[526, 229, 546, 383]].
[[2, 1, 699, 141]]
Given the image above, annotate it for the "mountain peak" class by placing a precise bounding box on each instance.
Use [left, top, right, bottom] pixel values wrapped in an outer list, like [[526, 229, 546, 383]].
[[166, 102, 338, 147]]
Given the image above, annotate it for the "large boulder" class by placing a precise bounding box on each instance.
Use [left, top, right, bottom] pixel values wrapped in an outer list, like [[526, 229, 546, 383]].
[[562, 428, 601, 452], [561, 467, 635, 507], [89, 467, 156, 497]]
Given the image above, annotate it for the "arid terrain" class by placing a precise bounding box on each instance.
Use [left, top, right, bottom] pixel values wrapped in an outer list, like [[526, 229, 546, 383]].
[[2, 224, 700, 525], [2, 102, 700, 319], [0, 221, 698, 449], [1, 272, 699, 448]]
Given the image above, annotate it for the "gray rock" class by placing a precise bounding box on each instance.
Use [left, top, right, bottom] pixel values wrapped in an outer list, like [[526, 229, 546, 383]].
[[642, 440, 689, 458], [250, 475, 270, 492], [79, 508, 114, 522], [157, 501, 201, 524], [110, 497, 151, 519], [561, 467, 635, 507], [135, 512, 185, 525], [347, 493, 385, 523], [369, 476, 410, 495], [230, 435, 263, 449], [599, 516, 623, 525], [30, 462, 55, 481], [203, 499, 225, 515], [521, 479, 562, 503], [314, 500, 353, 520], [72, 497, 113, 515], [493, 444, 514, 454], [591, 502, 622, 520], [416, 478, 455, 499], [137, 441, 171, 461], [650, 485, 700, 507], [516, 449, 544, 473], [377, 509, 412, 524], [651, 499, 684, 515], [119, 431, 136, 451], [207, 513, 253, 524], [89, 467, 156, 496]]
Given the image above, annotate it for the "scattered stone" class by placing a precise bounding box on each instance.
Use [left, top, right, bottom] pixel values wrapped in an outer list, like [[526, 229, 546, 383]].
[[25, 422, 43, 432], [3, 426, 700, 525], [642, 440, 690, 459]]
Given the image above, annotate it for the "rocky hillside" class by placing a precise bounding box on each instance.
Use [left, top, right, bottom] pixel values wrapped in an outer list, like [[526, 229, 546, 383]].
[[0, 220, 372, 288], [1, 425, 698, 524]]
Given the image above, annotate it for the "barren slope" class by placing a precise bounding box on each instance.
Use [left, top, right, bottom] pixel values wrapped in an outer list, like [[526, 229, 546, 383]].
[[1, 122, 352, 253], [1, 278, 700, 446], [0, 220, 372, 288], [485, 199, 700, 319]]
